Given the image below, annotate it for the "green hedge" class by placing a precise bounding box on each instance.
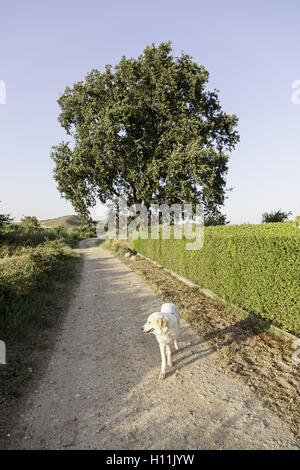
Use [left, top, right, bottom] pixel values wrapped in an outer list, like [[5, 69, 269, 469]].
[[133, 222, 300, 335]]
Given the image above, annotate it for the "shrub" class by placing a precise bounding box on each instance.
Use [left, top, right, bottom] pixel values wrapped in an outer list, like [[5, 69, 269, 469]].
[[262, 210, 292, 223], [20, 216, 40, 228], [0, 240, 76, 332], [204, 213, 229, 226], [0, 219, 95, 332], [0, 214, 14, 225]]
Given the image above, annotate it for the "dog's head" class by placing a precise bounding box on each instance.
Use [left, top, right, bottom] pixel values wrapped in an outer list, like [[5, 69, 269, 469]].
[[142, 312, 168, 335]]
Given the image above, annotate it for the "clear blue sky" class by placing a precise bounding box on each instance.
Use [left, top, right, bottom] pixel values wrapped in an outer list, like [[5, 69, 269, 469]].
[[1, 0, 299, 224]]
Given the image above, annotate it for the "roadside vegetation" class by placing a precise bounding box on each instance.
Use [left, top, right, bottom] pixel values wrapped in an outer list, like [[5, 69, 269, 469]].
[[0, 213, 96, 441], [0, 216, 96, 333]]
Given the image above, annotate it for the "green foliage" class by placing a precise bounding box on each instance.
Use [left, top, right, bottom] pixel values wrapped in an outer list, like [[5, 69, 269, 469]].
[[204, 212, 229, 226], [0, 221, 96, 332], [133, 222, 300, 335], [71, 223, 97, 239], [262, 209, 292, 223], [20, 215, 40, 227], [0, 240, 76, 332], [51, 42, 239, 219], [0, 213, 14, 225], [0, 221, 96, 256]]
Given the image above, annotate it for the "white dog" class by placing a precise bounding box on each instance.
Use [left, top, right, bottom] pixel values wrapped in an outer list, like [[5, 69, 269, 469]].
[[142, 303, 180, 380]]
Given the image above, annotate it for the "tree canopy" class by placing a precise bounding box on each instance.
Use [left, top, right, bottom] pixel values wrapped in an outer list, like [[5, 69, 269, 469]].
[[262, 209, 292, 223], [51, 42, 239, 219]]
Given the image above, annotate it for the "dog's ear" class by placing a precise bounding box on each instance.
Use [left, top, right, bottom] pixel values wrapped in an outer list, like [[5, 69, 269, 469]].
[[156, 315, 168, 329]]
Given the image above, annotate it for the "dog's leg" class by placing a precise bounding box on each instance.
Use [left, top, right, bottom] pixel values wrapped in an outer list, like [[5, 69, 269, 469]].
[[174, 340, 179, 351], [166, 345, 172, 367], [159, 344, 166, 380]]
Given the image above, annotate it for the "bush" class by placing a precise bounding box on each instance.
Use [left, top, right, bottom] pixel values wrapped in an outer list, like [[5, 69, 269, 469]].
[[0, 214, 14, 225], [20, 216, 40, 228], [0, 220, 96, 332], [262, 210, 292, 223], [71, 223, 97, 239], [0, 240, 76, 332], [204, 211, 229, 226], [133, 222, 300, 335]]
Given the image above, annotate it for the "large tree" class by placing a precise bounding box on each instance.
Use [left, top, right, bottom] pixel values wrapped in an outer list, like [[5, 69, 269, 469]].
[[51, 42, 239, 219]]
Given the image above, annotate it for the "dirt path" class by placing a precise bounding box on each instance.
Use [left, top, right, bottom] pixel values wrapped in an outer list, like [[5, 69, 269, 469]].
[[8, 239, 299, 449]]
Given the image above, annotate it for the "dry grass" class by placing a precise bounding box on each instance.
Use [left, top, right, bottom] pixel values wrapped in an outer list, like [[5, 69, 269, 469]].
[[39, 215, 84, 228]]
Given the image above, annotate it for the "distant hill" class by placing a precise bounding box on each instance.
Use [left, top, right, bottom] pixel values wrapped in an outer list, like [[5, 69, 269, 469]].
[[39, 215, 86, 228]]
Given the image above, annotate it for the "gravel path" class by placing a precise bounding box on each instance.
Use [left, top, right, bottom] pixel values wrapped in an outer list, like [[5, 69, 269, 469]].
[[9, 239, 299, 449]]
